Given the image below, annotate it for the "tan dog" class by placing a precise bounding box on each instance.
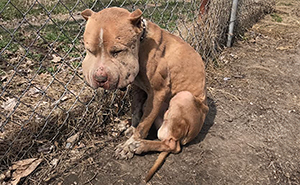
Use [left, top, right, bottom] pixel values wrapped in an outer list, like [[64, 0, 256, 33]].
[[81, 7, 209, 182]]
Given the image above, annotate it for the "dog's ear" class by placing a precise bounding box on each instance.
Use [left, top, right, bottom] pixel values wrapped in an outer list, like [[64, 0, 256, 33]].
[[81, 9, 94, 21], [129, 9, 143, 27]]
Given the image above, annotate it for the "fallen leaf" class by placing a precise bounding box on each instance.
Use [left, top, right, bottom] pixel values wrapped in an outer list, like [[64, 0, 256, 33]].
[[26, 87, 40, 97], [50, 158, 59, 168], [51, 54, 62, 63], [38, 143, 54, 153], [1, 97, 17, 111], [51, 95, 71, 106], [276, 46, 292, 50], [74, 142, 85, 149], [65, 133, 80, 149], [1, 70, 14, 85], [9, 158, 43, 185], [223, 77, 231, 81]]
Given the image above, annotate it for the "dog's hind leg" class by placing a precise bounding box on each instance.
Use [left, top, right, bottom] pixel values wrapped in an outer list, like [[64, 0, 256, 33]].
[[129, 91, 208, 154], [129, 91, 208, 182]]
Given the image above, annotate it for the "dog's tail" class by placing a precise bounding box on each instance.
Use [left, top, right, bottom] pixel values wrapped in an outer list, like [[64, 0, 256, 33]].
[[145, 151, 169, 182]]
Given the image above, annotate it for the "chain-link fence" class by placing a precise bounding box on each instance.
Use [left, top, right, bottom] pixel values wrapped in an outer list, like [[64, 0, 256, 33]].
[[0, 0, 274, 183]]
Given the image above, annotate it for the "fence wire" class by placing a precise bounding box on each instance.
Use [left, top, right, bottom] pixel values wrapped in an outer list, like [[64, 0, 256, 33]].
[[0, 0, 274, 182]]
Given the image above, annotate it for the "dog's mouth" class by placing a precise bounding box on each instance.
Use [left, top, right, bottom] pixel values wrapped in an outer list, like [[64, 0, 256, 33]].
[[88, 75, 112, 90], [117, 79, 130, 91], [95, 80, 109, 89], [116, 72, 137, 91], [119, 87, 127, 91]]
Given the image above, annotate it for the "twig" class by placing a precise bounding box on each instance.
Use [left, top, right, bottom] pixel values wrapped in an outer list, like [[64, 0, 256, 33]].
[[208, 87, 241, 102], [68, 57, 82, 63], [83, 172, 98, 185]]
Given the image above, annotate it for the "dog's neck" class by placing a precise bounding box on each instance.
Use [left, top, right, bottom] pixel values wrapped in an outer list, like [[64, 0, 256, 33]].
[[135, 21, 166, 92], [138, 20, 164, 57]]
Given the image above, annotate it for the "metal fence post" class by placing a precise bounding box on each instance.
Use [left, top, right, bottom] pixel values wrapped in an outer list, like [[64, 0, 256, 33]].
[[227, 0, 239, 47]]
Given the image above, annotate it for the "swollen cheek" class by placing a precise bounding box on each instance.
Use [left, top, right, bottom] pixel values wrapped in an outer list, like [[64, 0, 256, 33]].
[[82, 57, 94, 78], [83, 54, 95, 69]]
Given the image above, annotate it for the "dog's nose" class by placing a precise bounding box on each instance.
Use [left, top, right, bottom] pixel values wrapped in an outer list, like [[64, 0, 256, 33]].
[[94, 67, 108, 85], [94, 74, 108, 84]]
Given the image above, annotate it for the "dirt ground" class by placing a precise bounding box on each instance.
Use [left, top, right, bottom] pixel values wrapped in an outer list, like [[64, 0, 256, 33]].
[[54, 1, 300, 184]]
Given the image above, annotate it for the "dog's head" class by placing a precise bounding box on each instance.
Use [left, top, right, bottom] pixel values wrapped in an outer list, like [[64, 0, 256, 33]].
[[81, 7, 145, 90]]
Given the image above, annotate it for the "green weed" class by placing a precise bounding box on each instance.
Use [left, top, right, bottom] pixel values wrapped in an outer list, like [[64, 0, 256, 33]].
[[47, 66, 57, 74], [71, 61, 81, 68], [0, 69, 5, 76], [271, 13, 283, 22]]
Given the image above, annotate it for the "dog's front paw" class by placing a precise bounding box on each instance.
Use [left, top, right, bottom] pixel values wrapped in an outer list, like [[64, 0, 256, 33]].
[[128, 140, 144, 154], [115, 136, 136, 159], [115, 143, 134, 160]]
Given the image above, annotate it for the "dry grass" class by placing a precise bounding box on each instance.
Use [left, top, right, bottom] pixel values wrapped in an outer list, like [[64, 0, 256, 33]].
[[176, 0, 275, 63]]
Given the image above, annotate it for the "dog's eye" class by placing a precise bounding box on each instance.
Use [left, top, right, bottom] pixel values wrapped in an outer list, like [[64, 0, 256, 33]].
[[110, 50, 123, 57]]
